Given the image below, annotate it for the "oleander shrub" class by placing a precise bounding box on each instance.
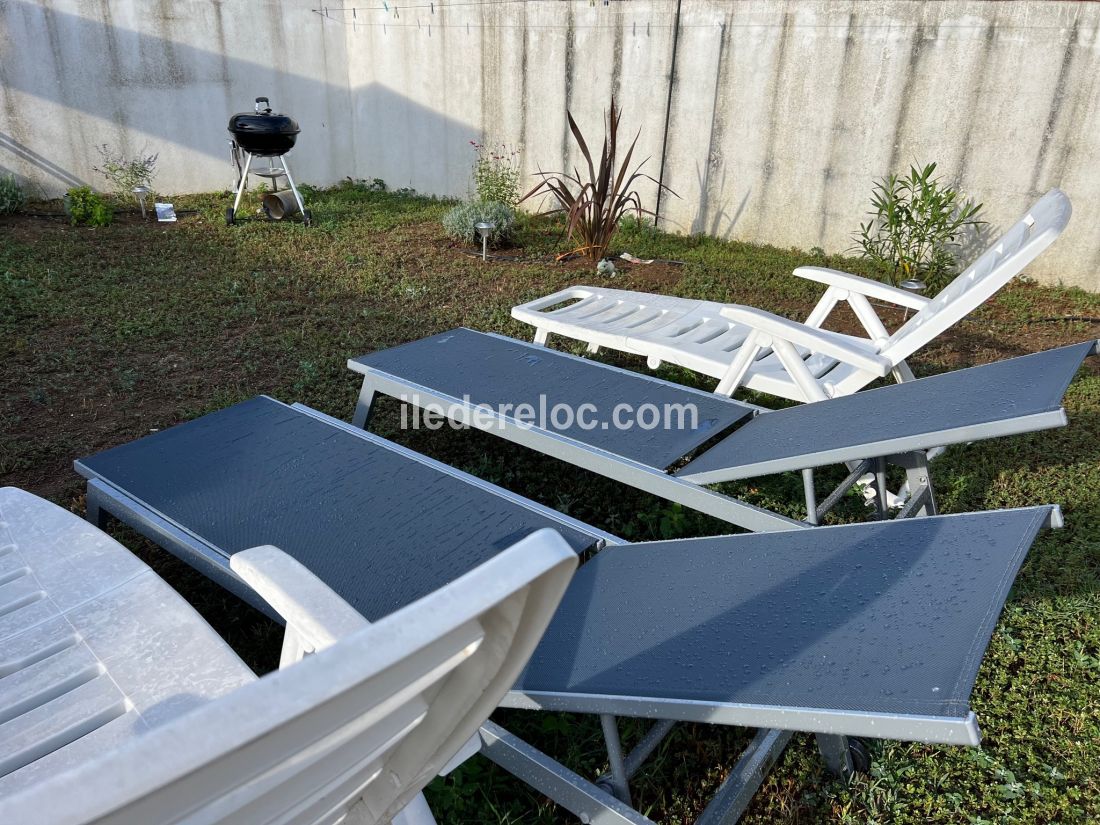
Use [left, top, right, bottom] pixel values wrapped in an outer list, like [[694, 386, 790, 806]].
[[854, 162, 984, 290]]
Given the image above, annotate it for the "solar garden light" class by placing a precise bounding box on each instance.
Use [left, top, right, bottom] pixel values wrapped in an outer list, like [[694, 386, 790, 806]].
[[899, 277, 928, 320], [475, 221, 496, 262], [132, 185, 151, 220]]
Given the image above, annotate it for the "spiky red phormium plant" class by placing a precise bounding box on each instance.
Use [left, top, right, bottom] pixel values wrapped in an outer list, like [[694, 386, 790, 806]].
[[521, 98, 675, 262]]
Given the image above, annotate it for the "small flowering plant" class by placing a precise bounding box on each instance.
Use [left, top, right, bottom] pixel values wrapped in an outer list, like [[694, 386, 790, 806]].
[[470, 140, 521, 207]]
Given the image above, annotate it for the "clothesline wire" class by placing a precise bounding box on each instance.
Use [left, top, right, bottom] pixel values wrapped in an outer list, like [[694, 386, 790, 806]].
[[312, 9, 1078, 33]]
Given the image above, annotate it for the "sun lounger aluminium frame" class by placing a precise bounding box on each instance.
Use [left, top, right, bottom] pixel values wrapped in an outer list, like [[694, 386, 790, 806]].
[[72, 397, 1063, 825], [75, 396, 612, 624], [348, 329, 1095, 527]]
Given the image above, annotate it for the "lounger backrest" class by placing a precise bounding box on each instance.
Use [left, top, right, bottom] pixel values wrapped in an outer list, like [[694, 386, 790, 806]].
[[881, 189, 1071, 363], [0, 529, 577, 825]]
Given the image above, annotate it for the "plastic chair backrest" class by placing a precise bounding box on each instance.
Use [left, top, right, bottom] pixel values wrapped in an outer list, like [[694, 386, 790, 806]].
[[0, 529, 577, 825], [882, 189, 1071, 363]]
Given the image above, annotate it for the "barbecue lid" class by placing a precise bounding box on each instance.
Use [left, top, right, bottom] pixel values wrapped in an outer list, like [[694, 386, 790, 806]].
[[228, 97, 300, 137]]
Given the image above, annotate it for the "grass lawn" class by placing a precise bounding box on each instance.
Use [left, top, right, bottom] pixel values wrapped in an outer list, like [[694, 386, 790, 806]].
[[2, 183, 1098, 823]]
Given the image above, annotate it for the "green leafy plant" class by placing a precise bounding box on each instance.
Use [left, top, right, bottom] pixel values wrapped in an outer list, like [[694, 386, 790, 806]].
[[94, 144, 158, 198], [0, 174, 27, 214], [65, 186, 114, 227], [442, 199, 515, 247], [522, 98, 674, 263], [470, 140, 521, 206], [854, 162, 984, 290]]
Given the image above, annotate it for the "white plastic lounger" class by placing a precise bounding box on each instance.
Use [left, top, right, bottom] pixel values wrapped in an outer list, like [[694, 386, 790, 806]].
[[68, 408, 1060, 825], [512, 189, 1071, 402], [349, 329, 1096, 527], [0, 486, 577, 825]]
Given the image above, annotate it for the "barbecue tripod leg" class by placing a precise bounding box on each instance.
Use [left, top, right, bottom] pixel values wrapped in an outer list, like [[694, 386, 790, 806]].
[[229, 152, 253, 219], [280, 158, 310, 225]]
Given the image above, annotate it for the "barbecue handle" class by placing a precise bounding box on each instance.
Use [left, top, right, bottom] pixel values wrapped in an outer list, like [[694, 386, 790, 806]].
[[255, 96, 270, 112]]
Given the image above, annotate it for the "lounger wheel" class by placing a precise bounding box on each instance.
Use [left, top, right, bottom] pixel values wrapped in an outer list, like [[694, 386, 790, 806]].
[[302, 208, 312, 227], [225, 207, 235, 226], [848, 737, 871, 773]]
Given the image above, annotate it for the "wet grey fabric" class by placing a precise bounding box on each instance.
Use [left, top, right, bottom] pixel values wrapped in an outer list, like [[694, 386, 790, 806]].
[[518, 508, 1048, 718], [77, 397, 599, 621], [351, 328, 755, 469], [678, 342, 1094, 480]]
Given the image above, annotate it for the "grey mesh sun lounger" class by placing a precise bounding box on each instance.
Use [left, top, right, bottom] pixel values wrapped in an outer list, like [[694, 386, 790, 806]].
[[75, 396, 1060, 824], [348, 328, 1097, 527]]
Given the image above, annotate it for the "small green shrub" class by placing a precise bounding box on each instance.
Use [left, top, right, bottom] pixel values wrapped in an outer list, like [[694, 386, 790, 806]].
[[0, 174, 26, 214], [94, 144, 158, 198], [442, 199, 515, 246], [470, 140, 520, 206], [854, 162, 984, 290], [65, 186, 114, 227]]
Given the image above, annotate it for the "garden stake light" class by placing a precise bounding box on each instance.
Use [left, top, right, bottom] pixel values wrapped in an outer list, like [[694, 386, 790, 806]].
[[475, 220, 495, 261], [132, 185, 150, 220], [900, 277, 928, 319]]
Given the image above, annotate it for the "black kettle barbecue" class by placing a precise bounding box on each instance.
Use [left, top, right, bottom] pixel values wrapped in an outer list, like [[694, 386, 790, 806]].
[[226, 97, 311, 226]]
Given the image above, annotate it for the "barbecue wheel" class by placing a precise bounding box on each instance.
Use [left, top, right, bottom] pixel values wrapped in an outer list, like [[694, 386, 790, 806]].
[[225, 207, 235, 226], [302, 208, 312, 227], [848, 738, 871, 773]]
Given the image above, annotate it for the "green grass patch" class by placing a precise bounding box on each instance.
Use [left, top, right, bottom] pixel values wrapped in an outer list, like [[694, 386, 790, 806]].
[[1, 184, 1097, 822]]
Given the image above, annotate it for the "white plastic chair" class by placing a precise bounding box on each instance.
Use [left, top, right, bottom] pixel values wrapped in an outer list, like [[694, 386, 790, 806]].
[[512, 189, 1071, 402], [0, 487, 576, 825]]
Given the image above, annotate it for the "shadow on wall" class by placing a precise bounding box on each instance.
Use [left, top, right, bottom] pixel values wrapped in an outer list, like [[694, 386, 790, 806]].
[[0, 132, 85, 195], [0, 0, 480, 197], [691, 158, 751, 238], [0, 0, 343, 194]]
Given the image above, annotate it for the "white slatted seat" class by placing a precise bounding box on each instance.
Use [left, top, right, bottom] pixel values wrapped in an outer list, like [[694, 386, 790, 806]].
[[514, 286, 710, 353], [513, 190, 1071, 402], [0, 487, 575, 825]]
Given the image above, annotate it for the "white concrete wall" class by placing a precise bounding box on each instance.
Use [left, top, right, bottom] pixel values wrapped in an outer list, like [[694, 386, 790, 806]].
[[3, 0, 1099, 289], [338, 0, 1100, 290], [0, 0, 352, 196]]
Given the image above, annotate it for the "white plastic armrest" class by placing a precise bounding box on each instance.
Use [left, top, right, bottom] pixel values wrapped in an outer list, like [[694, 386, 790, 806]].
[[231, 545, 369, 657], [719, 306, 894, 376], [514, 286, 595, 312], [793, 267, 932, 311]]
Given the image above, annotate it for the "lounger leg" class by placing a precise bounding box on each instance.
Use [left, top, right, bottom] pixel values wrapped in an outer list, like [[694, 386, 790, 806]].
[[387, 793, 438, 825], [695, 728, 793, 825], [84, 483, 111, 529], [534, 328, 549, 346], [595, 719, 677, 788], [891, 360, 917, 384], [599, 715, 633, 806], [873, 457, 889, 519], [814, 733, 854, 778], [894, 451, 938, 518], [479, 722, 653, 824], [351, 379, 377, 429], [802, 468, 818, 524], [588, 342, 601, 355], [814, 459, 873, 523]]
